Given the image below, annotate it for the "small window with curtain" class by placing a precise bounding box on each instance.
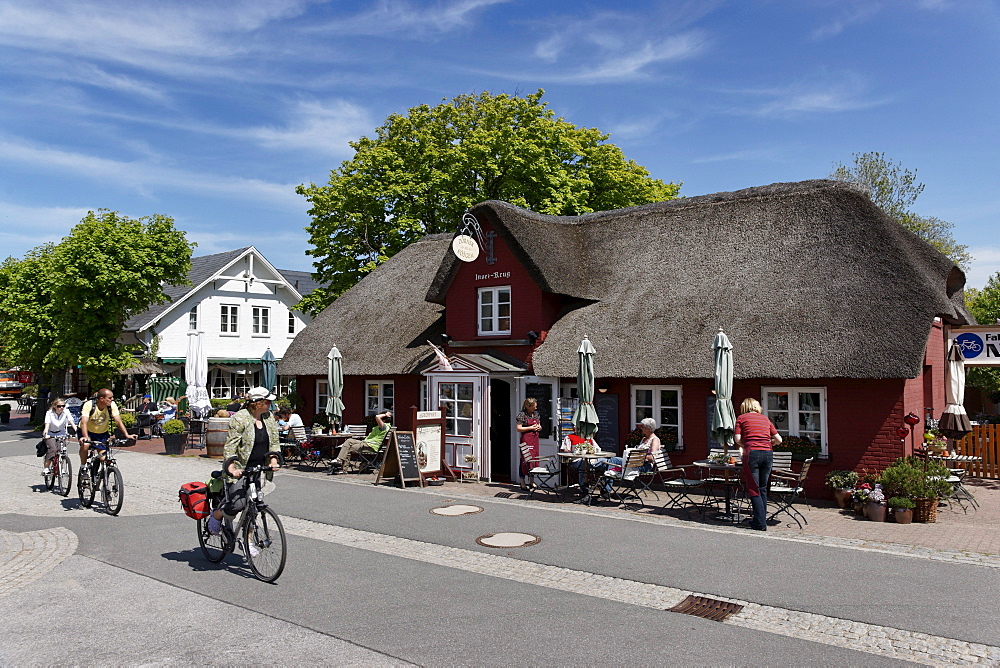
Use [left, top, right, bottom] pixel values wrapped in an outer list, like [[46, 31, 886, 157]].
[[220, 304, 239, 334], [252, 306, 270, 335]]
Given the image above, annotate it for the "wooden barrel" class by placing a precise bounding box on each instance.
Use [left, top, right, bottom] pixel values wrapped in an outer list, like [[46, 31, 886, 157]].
[[206, 417, 230, 459]]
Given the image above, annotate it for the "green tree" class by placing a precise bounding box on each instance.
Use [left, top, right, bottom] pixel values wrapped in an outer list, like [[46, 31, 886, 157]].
[[0, 210, 194, 389], [965, 273, 1000, 403], [830, 152, 970, 270], [297, 89, 681, 314]]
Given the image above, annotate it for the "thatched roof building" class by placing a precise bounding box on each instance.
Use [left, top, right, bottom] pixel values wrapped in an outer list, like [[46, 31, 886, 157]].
[[281, 180, 969, 381]]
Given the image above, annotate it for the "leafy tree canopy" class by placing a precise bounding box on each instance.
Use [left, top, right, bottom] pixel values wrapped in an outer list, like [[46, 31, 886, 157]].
[[0, 210, 194, 388], [297, 89, 681, 314], [965, 273, 1000, 402], [830, 152, 970, 270]]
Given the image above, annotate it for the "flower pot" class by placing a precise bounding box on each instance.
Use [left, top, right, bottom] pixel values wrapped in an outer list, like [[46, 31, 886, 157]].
[[163, 432, 187, 455], [894, 508, 913, 524], [852, 501, 865, 516], [866, 502, 887, 522], [0, 412, 9, 424], [833, 488, 853, 509]]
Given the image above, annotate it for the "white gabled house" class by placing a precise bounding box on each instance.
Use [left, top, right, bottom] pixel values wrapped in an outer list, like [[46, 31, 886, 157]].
[[122, 246, 318, 399]]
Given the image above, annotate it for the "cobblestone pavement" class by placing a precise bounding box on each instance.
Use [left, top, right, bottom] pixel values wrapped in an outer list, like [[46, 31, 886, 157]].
[[0, 526, 76, 598], [4, 444, 1000, 665]]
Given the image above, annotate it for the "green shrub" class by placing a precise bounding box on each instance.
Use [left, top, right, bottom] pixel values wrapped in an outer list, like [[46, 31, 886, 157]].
[[119, 412, 137, 428], [888, 497, 915, 509], [0, 403, 10, 413], [825, 470, 858, 489], [210, 398, 231, 409], [879, 456, 952, 500], [161, 418, 186, 435], [21, 384, 38, 397]]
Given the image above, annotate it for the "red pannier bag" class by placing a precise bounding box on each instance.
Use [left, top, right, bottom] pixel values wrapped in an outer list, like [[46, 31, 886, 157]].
[[179, 482, 210, 520]]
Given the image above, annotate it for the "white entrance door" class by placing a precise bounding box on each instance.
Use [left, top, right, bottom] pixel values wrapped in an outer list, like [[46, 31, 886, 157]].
[[428, 373, 490, 480], [516, 376, 560, 467]]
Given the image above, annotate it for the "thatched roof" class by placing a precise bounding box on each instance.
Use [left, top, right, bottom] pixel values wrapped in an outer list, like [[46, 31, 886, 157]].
[[284, 180, 971, 380], [278, 234, 450, 376]]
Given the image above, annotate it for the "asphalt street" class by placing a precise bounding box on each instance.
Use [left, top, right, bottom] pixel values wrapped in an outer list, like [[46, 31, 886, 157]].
[[2, 425, 998, 666]]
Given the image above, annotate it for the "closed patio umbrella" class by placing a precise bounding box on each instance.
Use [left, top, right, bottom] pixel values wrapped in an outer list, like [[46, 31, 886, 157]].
[[938, 342, 973, 441], [261, 348, 277, 395], [327, 346, 346, 427], [571, 336, 599, 440], [711, 328, 736, 453], [186, 331, 211, 418]]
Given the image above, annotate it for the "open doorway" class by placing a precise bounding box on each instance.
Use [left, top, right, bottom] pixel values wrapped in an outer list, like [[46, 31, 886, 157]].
[[490, 379, 512, 482]]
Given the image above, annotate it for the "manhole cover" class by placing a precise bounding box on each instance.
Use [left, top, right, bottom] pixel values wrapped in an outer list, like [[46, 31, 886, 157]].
[[475, 532, 541, 548], [430, 504, 484, 516], [668, 595, 743, 622]]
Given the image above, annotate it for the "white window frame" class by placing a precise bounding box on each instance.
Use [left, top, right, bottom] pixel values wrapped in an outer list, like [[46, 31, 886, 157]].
[[762, 386, 828, 456], [210, 368, 231, 399], [438, 380, 474, 436], [630, 384, 683, 448], [287, 311, 296, 335], [477, 285, 511, 336], [317, 380, 329, 417], [252, 306, 270, 335], [188, 306, 198, 331], [220, 304, 239, 335], [365, 380, 394, 416]]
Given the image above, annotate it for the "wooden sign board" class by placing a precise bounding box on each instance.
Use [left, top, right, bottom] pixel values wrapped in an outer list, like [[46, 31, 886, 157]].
[[411, 405, 457, 482], [375, 430, 424, 488]]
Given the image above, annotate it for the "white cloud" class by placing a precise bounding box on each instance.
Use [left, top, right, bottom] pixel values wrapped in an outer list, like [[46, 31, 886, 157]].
[[0, 201, 91, 256], [309, 0, 508, 37], [243, 99, 373, 156], [810, 5, 880, 40], [692, 148, 787, 164], [725, 72, 889, 118], [965, 246, 1000, 291], [0, 137, 301, 207]]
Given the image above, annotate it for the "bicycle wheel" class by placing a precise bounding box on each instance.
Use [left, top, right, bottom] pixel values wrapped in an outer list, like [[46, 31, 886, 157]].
[[197, 515, 232, 563], [44, 461, 55, 491], [56, 455, 72, 497], [244, 506, 286, 583], [78, 465, 95, 508], [102, 466, 124, 515]]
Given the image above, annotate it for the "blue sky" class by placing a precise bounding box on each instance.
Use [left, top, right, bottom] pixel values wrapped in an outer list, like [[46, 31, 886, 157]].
[[2, 0, 998, 289]]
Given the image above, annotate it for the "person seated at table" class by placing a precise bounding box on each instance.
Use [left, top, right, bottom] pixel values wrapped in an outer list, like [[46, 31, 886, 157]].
[[226, 394, 244, 413], [576, 418, 661, 504], [327, 411, 391, 474], [734, 397, 782, 532], [136, 394, 157, 438], [157, 395, 186, 426], [274, 408, 304, 439]]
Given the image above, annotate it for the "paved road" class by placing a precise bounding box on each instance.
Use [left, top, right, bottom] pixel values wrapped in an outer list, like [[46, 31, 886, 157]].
[[2, 426, 998, 666]]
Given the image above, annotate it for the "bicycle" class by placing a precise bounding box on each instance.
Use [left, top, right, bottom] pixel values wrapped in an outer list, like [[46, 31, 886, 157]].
[[197, 456, 287, 583], [78, 437, 127, 515], [43, 435, 73, 497]]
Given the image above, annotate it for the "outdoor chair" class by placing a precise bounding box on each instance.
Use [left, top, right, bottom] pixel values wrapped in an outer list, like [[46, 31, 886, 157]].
[[767, 457, 814, 528], [653, 451, 706, 518], [344, 424, 367, 437], [135, 412, 156, 440], [602, 448, 650, 509], [771, 451, 794, 476], [518, 441, 560, 500], [186, 418, 207, 449], [352, 428, 394, 474]]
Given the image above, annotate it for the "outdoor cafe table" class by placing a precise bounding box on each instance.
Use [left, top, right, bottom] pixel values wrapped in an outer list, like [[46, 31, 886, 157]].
[[309, 432, 354, 460], [556, 451, 617, 504], [693, 459, 745, 522]]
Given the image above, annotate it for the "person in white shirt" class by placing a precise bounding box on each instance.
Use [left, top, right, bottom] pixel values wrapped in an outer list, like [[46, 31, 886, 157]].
[[42, 398, 77, 474]]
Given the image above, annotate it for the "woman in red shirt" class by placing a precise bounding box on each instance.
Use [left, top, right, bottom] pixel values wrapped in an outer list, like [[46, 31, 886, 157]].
[[734, 398, 782, 531]]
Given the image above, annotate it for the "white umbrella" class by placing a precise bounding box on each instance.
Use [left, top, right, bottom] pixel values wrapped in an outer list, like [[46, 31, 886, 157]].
[[938, 342, 972, 441], [185, 331, 211, 418]]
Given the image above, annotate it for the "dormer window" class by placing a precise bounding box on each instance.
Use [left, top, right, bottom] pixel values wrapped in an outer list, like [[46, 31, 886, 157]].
[[478, 286, 511, 336]]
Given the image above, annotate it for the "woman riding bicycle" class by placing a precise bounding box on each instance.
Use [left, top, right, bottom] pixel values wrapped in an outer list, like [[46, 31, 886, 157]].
[[208, 387, 281, 536], [41, 397, 76, 476]]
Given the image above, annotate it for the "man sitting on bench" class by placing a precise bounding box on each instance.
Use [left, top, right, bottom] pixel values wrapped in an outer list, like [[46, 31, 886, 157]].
[[327, 411, 391, 474]]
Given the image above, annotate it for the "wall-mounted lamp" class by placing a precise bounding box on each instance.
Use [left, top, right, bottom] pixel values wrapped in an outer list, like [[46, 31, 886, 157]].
[[526, 331, 539, 344], [440, 333, 451, 345], [597, 384, 609, 394]]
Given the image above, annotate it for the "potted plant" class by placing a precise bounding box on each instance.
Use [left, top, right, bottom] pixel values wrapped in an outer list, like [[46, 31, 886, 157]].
[[118, 411, 137, 436], [825, 470, 859, 508], [889, 497, 915, 524], [879, 456, 952, 523], [162, 418, 187, 455], [0, 402, 10, 424], [851, 483, 871, 516], [774, 435, 822, 461], [866, 483, 887, 522]]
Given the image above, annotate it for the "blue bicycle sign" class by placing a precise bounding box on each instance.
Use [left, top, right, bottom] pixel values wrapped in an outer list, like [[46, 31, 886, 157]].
[[955, 333, 983, 358]]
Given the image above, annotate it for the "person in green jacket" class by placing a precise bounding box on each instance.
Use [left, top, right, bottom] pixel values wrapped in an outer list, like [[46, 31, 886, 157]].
[[327, 411, 392, 474], [208, 387, 281, 538]]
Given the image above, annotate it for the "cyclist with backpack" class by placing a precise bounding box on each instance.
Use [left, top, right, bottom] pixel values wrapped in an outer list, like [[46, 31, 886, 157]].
[[78, 389, 132, 484]]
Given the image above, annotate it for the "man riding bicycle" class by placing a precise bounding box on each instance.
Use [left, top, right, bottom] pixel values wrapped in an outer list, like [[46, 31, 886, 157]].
[[207, 387, 281, 539], [78, 388, 132, 484]]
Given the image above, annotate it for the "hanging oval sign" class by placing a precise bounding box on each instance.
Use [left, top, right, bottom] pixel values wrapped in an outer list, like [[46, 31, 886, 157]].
[[452, 234, 480, 262]]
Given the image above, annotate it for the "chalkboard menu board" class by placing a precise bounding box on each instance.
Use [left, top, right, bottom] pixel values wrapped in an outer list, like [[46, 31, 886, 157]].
[[375, 430, 423, 488], [594, 393, 619, 454], [524, 383, 553, 439]]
